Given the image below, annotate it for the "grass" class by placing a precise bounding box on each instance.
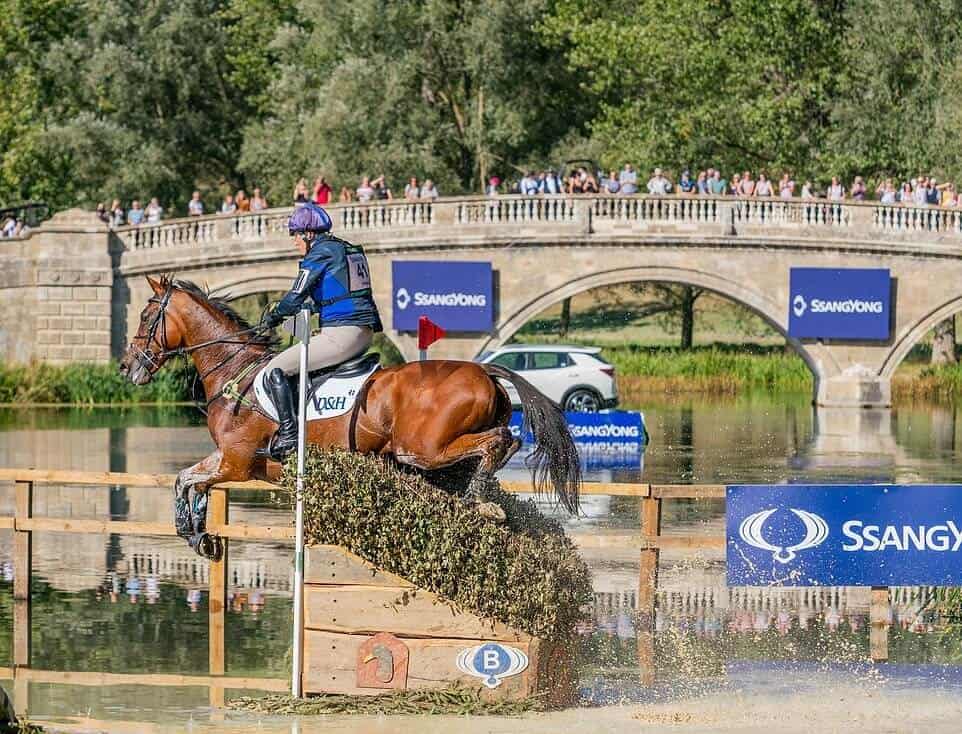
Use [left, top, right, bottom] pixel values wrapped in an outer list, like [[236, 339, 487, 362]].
[[0, 360, 193, 405], [892, 362, 962, 403]]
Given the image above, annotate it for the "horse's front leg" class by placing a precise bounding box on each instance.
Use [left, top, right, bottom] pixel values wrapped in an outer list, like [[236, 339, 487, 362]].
[[173, 450, 228, 560]]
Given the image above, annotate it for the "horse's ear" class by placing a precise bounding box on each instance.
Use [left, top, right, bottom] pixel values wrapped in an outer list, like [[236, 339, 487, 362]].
[[145, 275, 164, 295]]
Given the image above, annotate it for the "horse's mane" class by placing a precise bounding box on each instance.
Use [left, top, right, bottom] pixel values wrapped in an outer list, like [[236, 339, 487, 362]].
[[160, 275, 277, 349]]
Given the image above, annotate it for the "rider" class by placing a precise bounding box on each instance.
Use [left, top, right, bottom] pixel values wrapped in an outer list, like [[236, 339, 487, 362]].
[[260, 202, 383, 460]]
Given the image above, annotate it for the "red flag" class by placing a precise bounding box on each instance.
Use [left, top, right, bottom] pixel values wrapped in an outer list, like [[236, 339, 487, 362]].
[[418, 316, 446, 350]]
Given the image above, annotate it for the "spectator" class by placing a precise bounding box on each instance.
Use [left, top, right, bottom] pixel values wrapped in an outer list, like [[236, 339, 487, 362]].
[[1, 217, 15, 237], [754, 173, 773, 197], [127, 200, 145, 226], [730, 173, 742, 196], [583, 171, 600, 194], [293, 178, 309, 204], [541, 170, 563, 194], [850, 176, 867, 201], [913, 178, 928, 206], [251, 187, 268, 211], [779, 174, 795, 199], [520, 171, 539, 195], [145, 197, 163, 224], [485, 176, 501, 196], [877, 179, 897, 204], [110, 199, 125, 227], [620, 164, 638, 194], [95, 203, 110, 224], [220, 194, 237, 215], [339, 186, 354, 203], [603, 170, 621, 194], [420, 179, 439, 200], [709, 170, 727, 196], [404, 177, 420, 201], [565, 169, 583, 194], [677, 170, 695, 194], [312, 176, 332, 205], [695, 171, 709, 195], [188, 191, 204, 216], [739, 171, 755, 196], [356, 176, 375, 203], [801, 181, 814, 199], [646, 167, 671, 195], [899, 182, 913, 203], [940, 182, 956, 207], [371, 174, 393, 200], [827, 176, 845, 201], [235, 190, 250, 212], [926, 178, 940, 206]]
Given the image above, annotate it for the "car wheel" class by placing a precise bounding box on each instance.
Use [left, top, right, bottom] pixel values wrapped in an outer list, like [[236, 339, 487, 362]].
[[564, 389, 602, 413]]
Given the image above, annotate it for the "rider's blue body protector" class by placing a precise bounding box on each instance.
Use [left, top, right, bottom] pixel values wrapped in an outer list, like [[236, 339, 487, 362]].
[[273, 234, 383, 331]]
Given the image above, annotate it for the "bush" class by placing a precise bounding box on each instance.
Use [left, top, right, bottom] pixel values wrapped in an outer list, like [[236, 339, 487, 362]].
[[280, 448, 592, 642], [0, 361, 193, 404]]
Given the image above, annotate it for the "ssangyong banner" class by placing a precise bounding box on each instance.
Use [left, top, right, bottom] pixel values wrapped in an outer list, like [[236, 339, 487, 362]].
[[788, 267, 891, 340], [508, 410, 646, 445], [727, 484, 962, 586], [392, 261, 493, 332]]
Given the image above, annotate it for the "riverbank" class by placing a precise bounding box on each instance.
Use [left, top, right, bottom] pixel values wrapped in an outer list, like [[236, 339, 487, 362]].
[[3, 350, 962, 405]]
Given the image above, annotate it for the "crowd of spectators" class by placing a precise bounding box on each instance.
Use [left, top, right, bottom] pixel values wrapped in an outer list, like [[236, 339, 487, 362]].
[[68, 163, 962, 232], [0, 216, 28, 238], [501, 164, 962, 207]]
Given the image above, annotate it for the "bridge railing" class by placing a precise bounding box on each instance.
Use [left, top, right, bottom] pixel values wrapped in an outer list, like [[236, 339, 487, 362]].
[[112, 195, 962, 253]]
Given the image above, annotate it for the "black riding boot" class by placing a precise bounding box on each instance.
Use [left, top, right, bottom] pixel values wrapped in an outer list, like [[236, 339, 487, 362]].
[[267, 367, 298, 461]]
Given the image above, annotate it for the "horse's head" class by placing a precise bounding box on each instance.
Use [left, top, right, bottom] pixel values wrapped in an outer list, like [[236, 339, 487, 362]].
[[119, 275, 188, 384]]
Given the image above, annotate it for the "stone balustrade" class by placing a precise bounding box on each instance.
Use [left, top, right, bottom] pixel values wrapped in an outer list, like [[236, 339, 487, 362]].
[[111, 195, 962, 252]]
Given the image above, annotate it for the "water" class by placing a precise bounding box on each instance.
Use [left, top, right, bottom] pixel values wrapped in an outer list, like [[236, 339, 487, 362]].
[[2, 393, 962, 728]]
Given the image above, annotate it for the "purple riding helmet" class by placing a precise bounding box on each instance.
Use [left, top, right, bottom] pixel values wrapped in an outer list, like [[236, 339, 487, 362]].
[[288, 202, 332, 236]]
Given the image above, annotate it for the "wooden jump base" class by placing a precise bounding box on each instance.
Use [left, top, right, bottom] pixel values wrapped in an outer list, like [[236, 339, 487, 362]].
[[301, 545, 570, 702]]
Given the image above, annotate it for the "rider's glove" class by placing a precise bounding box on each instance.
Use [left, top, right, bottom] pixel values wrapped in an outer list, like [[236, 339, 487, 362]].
[[261, 310, 284, 329]]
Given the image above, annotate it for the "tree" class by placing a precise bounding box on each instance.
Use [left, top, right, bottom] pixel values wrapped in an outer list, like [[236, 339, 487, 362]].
[[238, 0, 589, 198], [932, 317, 958, 365], [542, 0, 846, 176]]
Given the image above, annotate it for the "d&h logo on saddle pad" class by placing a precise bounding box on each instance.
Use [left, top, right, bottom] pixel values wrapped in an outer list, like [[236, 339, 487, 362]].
[[251, 359, 380, 422]]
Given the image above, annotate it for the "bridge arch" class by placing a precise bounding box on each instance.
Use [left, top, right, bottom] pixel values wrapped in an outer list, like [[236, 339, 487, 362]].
[[478, 265, 827, 393], [880, 295, 962, 378], [208, 275, 292, 300]]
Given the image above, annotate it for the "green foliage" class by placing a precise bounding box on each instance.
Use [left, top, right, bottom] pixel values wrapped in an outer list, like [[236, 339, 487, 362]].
[[542, 0, 846, 176], [895, 362, 962, 403], [282, 448, 592, 642], [0, 361, 193, 404]]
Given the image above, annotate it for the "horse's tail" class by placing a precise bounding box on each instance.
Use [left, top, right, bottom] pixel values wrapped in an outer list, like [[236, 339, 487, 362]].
[[483, 364, 581, 514]]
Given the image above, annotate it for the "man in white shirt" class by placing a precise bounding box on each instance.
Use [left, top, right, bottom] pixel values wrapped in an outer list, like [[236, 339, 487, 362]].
[[647, 168, 671, 195], [188, 191, 204, 216], [420, 180, 439, 200], [620, 164, 638, 194]]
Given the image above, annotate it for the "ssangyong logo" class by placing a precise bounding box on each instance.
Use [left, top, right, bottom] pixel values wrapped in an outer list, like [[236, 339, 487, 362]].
[[739, 508, 829, 564], [792, 294, 807, 318], [395, 288, 411, 310]]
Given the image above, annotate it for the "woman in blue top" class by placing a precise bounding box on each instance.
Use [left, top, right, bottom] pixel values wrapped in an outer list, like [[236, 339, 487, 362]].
[[260, 202, 383, 458]]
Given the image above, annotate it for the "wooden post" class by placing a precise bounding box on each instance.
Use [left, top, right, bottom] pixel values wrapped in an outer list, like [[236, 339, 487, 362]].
[[14, 480, 32, 669], [869, 585, 890, 663], [638, 492, 661, 686], [208, 487, 228, 677]]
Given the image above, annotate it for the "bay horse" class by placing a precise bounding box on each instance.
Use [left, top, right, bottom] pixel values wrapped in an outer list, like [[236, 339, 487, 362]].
[[119, 276, 581, 559]]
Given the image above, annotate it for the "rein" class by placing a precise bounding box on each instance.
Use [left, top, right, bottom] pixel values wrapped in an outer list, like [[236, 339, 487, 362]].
[[132, 284, 274, 416]]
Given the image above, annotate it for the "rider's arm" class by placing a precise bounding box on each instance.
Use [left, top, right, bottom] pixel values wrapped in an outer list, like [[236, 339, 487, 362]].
[[272, 248, 334, 319]]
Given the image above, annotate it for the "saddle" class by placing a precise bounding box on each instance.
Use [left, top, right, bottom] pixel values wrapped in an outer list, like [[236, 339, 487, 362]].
[[252, 351, 381, 422]]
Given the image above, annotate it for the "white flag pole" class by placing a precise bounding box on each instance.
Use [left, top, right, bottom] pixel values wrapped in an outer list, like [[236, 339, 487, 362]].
[[290, 307, 311, 698]]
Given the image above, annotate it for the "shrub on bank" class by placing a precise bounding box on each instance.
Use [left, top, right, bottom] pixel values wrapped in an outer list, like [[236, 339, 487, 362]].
[[0, 361, 193, 404], [280, 448, 593, 642], [893, 363, 962, 403], [602, 344, 813, 393]]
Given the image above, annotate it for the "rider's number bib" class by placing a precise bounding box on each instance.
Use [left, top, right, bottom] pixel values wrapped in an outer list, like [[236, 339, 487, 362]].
[[347, 252, 372, 292]]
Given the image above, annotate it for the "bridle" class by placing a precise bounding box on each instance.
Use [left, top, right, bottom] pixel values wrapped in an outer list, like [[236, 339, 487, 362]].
[[129, 283, 270, 380]]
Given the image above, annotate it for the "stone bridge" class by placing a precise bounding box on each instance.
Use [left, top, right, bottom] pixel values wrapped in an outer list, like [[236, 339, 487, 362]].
[[5, 195, 962, 408]]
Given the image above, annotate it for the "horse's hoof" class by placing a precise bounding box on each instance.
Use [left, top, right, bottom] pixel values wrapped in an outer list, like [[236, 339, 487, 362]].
[[476, 502, 506, 523], [193, 533, 223, 561]]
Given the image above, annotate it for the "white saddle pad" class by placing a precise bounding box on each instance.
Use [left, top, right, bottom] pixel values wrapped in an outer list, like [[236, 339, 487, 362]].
[[252, 361, 380, 422]]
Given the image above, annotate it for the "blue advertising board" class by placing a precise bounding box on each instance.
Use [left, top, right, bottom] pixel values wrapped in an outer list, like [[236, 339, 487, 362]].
[[508, 410, 646, 445], [788, 268, 891, 340], [392, 261, 493, 332], [727, 484, 962, 586]]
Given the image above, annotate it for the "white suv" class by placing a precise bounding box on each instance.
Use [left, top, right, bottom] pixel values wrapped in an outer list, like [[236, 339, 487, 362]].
[[477, 345, 618, 412]]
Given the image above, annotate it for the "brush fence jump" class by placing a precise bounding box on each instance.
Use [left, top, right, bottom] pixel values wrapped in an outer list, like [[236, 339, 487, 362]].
[[302, 545, 570, 701]]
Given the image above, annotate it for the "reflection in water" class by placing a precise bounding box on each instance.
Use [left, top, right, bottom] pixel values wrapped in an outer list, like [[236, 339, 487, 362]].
[[2, 396, 962, 724]]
